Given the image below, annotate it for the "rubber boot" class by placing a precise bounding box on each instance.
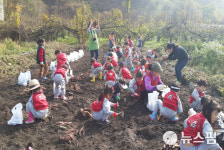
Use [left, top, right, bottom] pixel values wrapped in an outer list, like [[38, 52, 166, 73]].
[[171, 115, 179, 121], [99, 73, 103, 80], [148, 111, 157, 120], [91, 76, 95, 82], [25, 112, 34, 124], [131, 67, 135, 72]]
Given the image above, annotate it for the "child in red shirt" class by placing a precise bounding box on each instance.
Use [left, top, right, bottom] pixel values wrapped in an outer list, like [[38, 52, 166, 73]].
[[25, 79, 49, 124], [104, 65, 117, 86], [90, 58, 103, 82], [118, 61, 132, 84]]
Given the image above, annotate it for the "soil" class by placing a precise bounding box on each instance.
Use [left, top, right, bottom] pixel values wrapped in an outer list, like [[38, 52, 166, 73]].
[[0, 47, 223, 150]]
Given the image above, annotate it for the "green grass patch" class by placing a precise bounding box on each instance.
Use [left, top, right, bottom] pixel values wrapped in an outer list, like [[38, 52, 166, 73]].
[[143, 40, 164, 49], [57, 36, 79, 45]]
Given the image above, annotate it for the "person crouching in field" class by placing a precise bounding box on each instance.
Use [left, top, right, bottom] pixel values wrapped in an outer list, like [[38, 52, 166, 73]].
[[111, 78, 129, 103], [102, 56, 113, 74], [36, 38, 49, 81], [189, 79, 207, 112], [25, 79, 49, 124], [118, 61, 132, 84], [53, 65, 68, 100], [148, 83, 183, 122], [108, 52, 118, 69], [91, 85, 119, 125], [129, 71, 145, 100], [180, 100, 222, 149], [104, 65, 117, 86], [90, 58, 103, 82]]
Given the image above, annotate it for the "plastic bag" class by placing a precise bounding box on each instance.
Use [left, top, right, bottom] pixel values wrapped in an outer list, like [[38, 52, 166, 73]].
[[8, 103, 23, 125], [79, 50, 84, 58], [18, 71, 31, 86], [147, 91, 159, 111], [50, 61, 57, 71]]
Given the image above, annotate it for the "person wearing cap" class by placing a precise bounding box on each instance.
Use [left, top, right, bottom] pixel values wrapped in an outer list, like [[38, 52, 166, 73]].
[[55, 50, 71, 70], [91, 85, 119, 125], [141, 61, 166, 104], [118, 61, 132, 84], [111, 78, 128, 103], [25, 79, 49, 124], [163, 43, 189, 84], [129, 71, 145, 100], [149, 83, 183, 121], [53, 65, 68, 100]]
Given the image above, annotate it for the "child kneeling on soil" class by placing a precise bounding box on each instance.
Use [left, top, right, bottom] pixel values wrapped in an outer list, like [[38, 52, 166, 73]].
[[53, 65, 68, 100], [135, 58, 146, 75], [104, 65, 117, 86], [180, 100, 222, 149], [90, 58, 103, 82], [25, 79, 49, 124], [129, 71, 145, 100], [118, 61, 132, 84], [102, 56, 113, 74], [149, 83, 183, 121], [189, 79, 206, 112], [91, 85, 119, 125], [108, 52, 118, 69], [111, 78, 128, 103]]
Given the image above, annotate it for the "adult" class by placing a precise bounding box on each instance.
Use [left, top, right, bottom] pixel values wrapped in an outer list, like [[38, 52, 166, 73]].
[[87, 20, 100, 61], [109, 32, 115, 48], [163, 43, 189, 84], [140, 62, 167, 105]]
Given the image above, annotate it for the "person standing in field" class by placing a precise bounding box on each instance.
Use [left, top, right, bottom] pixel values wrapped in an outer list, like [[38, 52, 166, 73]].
[[87, 20, 100, 61], [36, 38, 49, 81], [163, 43, 189, 85], [109, 32, 115, 48]]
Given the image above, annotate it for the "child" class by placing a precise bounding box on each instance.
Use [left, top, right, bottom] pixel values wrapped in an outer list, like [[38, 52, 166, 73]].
[[112, 46, 118, 62], [109, 32, 115, 48], [124, 41, 135, 72], [90, 58, 103, 82], [144, 63, 152, 76], [108, 52, 118, 68], [149, 83, 183, 121], [135, 59, 146, 74], [189, 79, 206, 112], [104, 65, 117, 86], [36, 38, 49, 81], [55, 50, 70, 69], [128, 35, 133, 48], [25, 79, 49, 124], [146, 49, 156, 64], [53, 65, 68, 100], [112, 78, 128, 103], [137, 36, 142, 55], [180, 100, 222, 149], [132, 48, 138, 63], [91, 85, 119, 125], [118, 61, 132, 84], [116, 45, 123, 60], [129, 71, 145, 100], [104, 48, 113, 63], [102, 56, 113, 73]]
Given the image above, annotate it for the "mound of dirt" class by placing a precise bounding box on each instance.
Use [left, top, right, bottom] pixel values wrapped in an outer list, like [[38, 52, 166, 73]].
[[0, 47, 223, 150]]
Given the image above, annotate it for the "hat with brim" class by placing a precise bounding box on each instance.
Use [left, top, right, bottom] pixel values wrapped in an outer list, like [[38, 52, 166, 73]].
[[119, 83, 128, 89], [28, 79, 40, 91], [152, 62, 163, 73]]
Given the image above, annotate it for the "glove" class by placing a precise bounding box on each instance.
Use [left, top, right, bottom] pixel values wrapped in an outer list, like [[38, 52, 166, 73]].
[[113, 112, 118, 117], [40, 62, 44, 65], [126, 88, 129, 91], [157, 84, 167, 91], [114, 103, 119, 109], [116, 96, 120, 101]]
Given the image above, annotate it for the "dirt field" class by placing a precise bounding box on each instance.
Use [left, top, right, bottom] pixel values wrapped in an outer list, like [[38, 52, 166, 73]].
[[0, 47, 223, 150]]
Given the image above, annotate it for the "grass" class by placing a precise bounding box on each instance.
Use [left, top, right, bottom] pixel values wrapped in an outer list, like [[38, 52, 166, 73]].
[[57, 36, 79, 45], [143, 40, 164, 49]]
